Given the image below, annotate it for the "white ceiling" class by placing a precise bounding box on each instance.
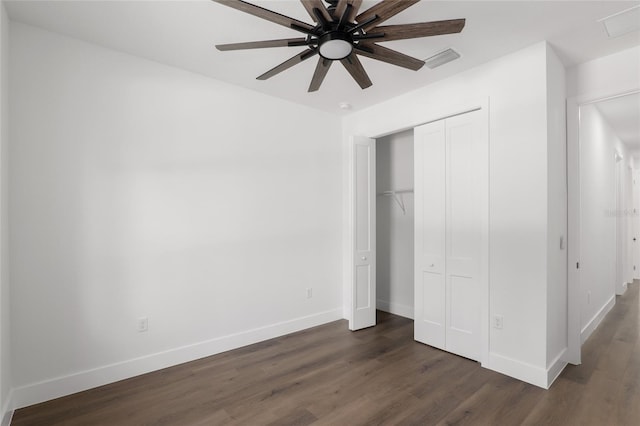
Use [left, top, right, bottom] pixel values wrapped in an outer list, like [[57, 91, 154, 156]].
[[596, 92, 640, 149], [5, 0, 640, 114]]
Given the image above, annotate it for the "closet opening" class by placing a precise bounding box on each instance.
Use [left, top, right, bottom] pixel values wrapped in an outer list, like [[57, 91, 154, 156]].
[[375, 129, 415, 323]]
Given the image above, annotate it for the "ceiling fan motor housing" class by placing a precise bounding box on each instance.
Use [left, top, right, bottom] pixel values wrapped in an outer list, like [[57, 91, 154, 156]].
[[318, 31, 354, 60]]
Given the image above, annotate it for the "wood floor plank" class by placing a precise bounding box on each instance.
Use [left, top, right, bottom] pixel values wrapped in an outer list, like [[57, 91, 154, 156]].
[[266, 408, 317, 426], [396, 366, 495, 425], [520, 377, 584, 426], [434, 374, 543, 426], [594, 337, 635, 381], [615, 333, 640, 425], [11, 282, 640, 426], [571, 370, 621, 426]]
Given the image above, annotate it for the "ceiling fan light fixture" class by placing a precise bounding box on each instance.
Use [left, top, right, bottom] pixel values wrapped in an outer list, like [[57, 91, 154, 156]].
[[318, 32, 353, 60]]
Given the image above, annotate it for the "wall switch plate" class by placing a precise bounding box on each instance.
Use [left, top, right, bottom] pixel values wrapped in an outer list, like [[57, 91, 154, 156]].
[[306, 288, 313, 299], [493, 315, 504, 329], [137, 317, 148, 332]]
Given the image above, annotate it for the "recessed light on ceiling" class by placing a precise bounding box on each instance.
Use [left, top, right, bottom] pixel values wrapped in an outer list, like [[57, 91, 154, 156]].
[[339, 102, 352, 110], [424, 48, 461, 69], [599, 5, 640, 38]]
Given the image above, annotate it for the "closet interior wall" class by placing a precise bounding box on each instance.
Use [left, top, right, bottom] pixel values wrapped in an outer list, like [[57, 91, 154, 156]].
[[376, 129, 414, 319]]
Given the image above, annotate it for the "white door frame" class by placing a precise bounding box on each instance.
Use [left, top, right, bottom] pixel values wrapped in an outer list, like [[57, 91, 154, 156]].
[[345, 97, 490, 366], [627, 163, 635, 285], [566, 88, 640, 365], [614, 150, 626, 296], [633, 169, 640, 281]]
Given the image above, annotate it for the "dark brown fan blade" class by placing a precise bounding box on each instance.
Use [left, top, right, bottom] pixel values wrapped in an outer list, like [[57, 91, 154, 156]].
[[340, 53, 372, 89], [212, 0, 315, 34], [308, 58, 333, 92], [355, 43, 424, 71], [257, 49, 318, 80], [216, 38, 308, 51], [356, 0, 420, 31], [300, 0, 333, 23], [371, 19, 466, 42], [333, 0, 363, 22]]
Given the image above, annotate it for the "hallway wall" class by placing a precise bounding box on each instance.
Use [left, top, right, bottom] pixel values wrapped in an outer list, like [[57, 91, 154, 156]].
[[578, 104, 627, 340]]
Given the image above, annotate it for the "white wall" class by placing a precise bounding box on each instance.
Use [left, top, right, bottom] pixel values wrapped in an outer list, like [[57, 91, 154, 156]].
[[376, 130, 414, 319], [343, 42, 558, 387], [617, 146, 633, 292], [0, 2, 10, 424], [545, 45, 568, 378], [624, 155, 634, 286], [567, 46, 640, 100], [9, 22, 343, 408], [579, 104, 620, 338]]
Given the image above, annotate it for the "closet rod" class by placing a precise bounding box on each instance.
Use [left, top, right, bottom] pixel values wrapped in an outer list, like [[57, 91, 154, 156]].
[[377, 189, 413, 215], [376, 188, 414, 196]]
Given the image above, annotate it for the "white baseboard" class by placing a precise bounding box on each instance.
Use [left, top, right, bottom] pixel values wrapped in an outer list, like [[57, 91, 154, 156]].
[[581, 295, 615, 344], [1, 390, 13, 426], [376, 299, 414, 319], [546, 348, 568, 387], [11, 308, 342, 410], [488, 352, 548, 389]]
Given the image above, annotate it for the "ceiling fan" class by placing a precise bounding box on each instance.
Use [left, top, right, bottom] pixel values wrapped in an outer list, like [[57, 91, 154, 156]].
[[213, 0, 466, 92]]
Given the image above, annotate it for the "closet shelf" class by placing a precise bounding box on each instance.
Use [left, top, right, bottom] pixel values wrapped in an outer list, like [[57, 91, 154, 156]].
[[377, 189, 413, 215]]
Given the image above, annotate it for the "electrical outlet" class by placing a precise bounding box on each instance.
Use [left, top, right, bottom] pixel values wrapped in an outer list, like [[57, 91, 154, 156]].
[[137, 317, 148, 332], [493, 315, 503, 329], [306, 288, 313, 299]]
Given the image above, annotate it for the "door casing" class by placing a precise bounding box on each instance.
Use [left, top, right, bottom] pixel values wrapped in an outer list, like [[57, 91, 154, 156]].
[[566, 89, 640, 364]]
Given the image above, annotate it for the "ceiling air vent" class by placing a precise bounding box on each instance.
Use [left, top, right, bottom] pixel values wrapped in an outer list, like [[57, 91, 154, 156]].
[[424, 48, 461, 69], [599, 5, 640, 38]]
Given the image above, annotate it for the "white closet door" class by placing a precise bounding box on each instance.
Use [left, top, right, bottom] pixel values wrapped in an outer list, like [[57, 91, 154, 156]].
[[414, 120, 446, 349], [444, 112, 483, 361], [351, 136, 376, 330], [414, 110, 485, 361]]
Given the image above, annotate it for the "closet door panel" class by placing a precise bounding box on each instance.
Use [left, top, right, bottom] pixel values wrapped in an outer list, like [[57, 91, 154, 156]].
[[422, 271, 445, 332], [355, 264, 372, 309], [414, 120, 446, 349], [351, 136, 376, 330], [445, 111, 482, 361], [449, 275, 476, 332]]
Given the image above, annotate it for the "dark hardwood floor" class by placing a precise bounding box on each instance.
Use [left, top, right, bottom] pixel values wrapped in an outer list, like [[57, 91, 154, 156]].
[[12, 282, 640, 425]]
